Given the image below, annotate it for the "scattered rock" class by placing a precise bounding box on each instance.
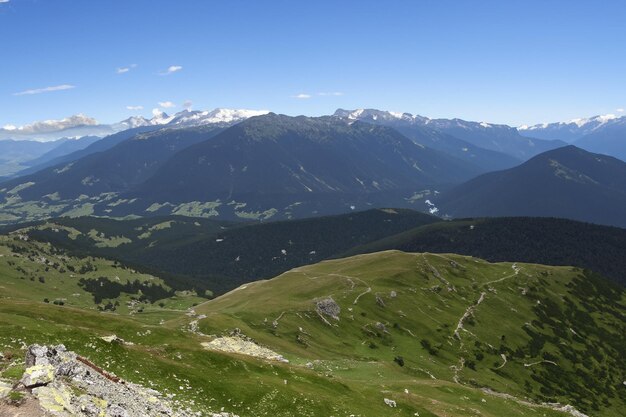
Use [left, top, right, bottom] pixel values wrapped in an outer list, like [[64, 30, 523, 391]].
[[15, 344, 238, 417], [100, 335, 133, 345], [390, 291, 397, 298], [376, 295, 386, 307], [384, 398, 397, 407], [315, 298, 340, 320]]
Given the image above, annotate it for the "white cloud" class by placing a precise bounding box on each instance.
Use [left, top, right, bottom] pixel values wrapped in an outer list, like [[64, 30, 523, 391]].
[[318, 92, 344, 96], [293, 93, 311, 99], [161, 65, 183, 75], [126, 105, 143, 111], [617, 108, 625, 113], [182, 100, 193, 110], [116, 64, 137, 74], [152, 108, 164, 117], [2, 124, 16, 130], [1, 114, 97, 134], [0, 1, 10, 4], [13, 84, 75, 96], [158, 101, 176, 108]]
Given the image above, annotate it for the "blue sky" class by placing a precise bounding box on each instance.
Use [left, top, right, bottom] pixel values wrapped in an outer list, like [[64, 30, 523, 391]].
[[1, 0, 625, 127]]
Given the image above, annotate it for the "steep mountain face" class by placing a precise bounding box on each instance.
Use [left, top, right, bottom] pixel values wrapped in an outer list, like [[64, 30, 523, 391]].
[[0, 125, 228, 203], [334, 109, 521, 171], [2, 109, 274, 179], [335, 108, 565, 161], [519, 114, 624, 142], [124, 113, 480, 218], [436, 145, 626, 227]]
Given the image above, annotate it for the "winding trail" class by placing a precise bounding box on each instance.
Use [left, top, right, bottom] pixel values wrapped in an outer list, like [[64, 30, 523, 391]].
[[484, 263, 521, 286], [453, 292, 486, 341], [495, 354, 507, 370], [353, 287, 371, 305], [524, 360, 558, 368]]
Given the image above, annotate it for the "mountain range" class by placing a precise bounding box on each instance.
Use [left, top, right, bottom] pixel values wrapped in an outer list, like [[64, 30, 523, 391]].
[[0, 108, 625, 227], [519, 114, 626, 161], [0, 108, 270, 142], [334, 108, 565, 163], [128, 114, 480, 215]]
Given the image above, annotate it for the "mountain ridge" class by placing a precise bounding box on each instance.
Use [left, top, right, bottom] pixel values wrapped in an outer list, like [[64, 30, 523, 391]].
[[436, 145, 626, 227]]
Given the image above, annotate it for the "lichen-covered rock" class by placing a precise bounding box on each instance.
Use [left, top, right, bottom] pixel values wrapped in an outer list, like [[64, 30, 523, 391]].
[[21, 364, 55, 388], [0, 380, 12, 399], [32, 381, 74, 415]]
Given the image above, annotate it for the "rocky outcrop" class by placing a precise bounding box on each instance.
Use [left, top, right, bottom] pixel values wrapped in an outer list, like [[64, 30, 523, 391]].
[[315, 298, 341, 320], [10, 344, 239, 417]]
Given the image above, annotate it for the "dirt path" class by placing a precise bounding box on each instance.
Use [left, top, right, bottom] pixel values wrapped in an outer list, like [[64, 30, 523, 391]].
[[453, 292, 486, 341], [484, 263, 521, 286]]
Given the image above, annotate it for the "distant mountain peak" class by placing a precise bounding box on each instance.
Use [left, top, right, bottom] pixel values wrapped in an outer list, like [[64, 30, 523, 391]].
[[518, 113, 626, 144], [333, 108, 426, 123], [167, 108, 270, 127], [519, 114, 624, 131]]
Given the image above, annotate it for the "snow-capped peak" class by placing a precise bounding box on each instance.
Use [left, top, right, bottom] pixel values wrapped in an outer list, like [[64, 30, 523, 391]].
[[333, 108, 427, 123], [167, 108, 270, 127], [519, 113, 622, 131], [567, 114, 618, 128]]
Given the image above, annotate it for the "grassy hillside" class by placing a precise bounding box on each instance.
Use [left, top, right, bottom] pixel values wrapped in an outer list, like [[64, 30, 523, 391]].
[[341, 217, 626, 286], [3, 249, 623, 416], [0, 231, 205, 321], [193, 251, 625, 416]]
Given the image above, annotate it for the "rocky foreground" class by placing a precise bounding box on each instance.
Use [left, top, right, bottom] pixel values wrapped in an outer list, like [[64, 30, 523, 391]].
[[0, 344, 238, 417]]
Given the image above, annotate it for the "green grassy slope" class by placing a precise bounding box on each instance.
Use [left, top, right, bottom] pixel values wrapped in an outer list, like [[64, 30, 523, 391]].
[[195, 251, 625, 416], [1, 246, 623, 416], [0, 231, 204, 321]]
